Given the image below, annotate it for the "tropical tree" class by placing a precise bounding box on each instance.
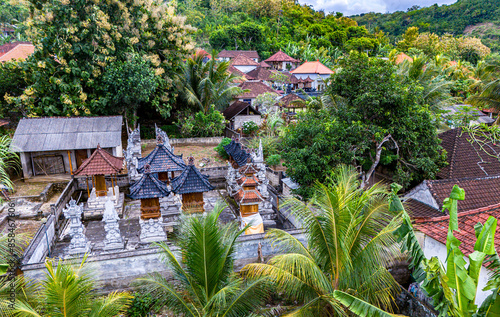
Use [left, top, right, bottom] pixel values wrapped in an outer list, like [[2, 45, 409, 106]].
[[392, 184, 500, 317], [136, 201, 269, 316], [242, 166, 402, 316], [13, 257, 132, 316], [176, 53, 243, 113], [0, 135, 19, 191], [467, 61, 500, 125]]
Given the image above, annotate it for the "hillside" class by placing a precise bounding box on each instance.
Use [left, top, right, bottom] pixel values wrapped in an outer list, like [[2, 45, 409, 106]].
[[352, 0, 500, 51]]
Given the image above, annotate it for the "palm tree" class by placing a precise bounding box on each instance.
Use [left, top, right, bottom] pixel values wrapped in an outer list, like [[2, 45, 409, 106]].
[[0, 135, 19, 191], [176, 53, 243, 113], [242, 166, 402, 316], [13, 257, 131, 316], [467, 61, 500, 124], [136, 201, 269, 317]]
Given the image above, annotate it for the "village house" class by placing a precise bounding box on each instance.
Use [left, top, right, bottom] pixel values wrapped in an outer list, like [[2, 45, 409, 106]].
[[290, 60, 334, 91], [223, 100, 262, 130], [276, 93, 307, 115], [414, 203, 500, 305], [230, 54, 260, 73], [0, 41, 34, 62], [10, 116, 123, 179], [217, 50, 259, 62], [264, 50, 300, 71], [235, 81, 281, 107], [228, 65, 255, 83]]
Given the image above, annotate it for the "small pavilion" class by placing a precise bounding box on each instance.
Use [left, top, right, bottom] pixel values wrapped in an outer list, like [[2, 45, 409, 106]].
[[74, 145, 124, 217], [129, 165, 171, 219], [137, 136, 186, 183], [235, 162, 264, 234], [171, 157, 214, 213]]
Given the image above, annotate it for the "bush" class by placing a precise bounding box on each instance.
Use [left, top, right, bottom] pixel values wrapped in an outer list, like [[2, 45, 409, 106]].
[[127, 292, 157, 317], [177, 105, 226, 137], [247, 136, 280, 158], [161, 124, 181, 138], [266, 154, 281, 167], [214, 137, 231, 159], [242, 121, 259, 135]]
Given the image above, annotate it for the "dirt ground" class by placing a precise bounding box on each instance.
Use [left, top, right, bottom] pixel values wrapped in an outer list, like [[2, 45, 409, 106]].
[[11, 180, 48, 197], [142, 143, 227, 168]]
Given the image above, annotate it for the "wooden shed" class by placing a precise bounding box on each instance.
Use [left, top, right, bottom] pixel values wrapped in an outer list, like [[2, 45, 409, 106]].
[[10, 116, 123, 179]]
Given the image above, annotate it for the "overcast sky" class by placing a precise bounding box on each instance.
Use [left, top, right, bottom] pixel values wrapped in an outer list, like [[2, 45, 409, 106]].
[[298, 0, 457, 16]]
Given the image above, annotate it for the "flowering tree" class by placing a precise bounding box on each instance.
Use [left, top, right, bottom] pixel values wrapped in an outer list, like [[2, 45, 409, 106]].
[[3, 0, 194, 119]]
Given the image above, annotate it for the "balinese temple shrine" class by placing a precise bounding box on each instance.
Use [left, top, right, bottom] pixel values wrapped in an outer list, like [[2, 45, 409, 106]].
[[223, 139, 252, 168], [170, 157, 215, 213], [74, 144, 125, 218], [235, 161, 265, 234], [137, 135, 186, 183], [129, 165, 169, 242]]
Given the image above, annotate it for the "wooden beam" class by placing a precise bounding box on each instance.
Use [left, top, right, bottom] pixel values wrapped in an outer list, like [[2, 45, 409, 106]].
[[67, 150, 73, 175], [86, 177, 90, 198]]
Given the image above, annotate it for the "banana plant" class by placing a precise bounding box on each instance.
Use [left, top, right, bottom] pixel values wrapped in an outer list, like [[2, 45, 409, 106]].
[[392, 184, 500, 317]]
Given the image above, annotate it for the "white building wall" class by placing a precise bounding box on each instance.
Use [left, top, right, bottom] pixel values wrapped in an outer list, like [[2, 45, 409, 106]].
[[234, 65, 257, 73], [233, 115, 263, 130], [418, 233, 494, 305], [292, 73, 332, 91]]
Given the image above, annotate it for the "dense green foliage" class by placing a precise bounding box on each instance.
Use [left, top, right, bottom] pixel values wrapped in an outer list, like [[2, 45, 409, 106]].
[[0, 135, 19, 189], [0, 0, 194, 120], [177, 105, 226, 137], [242, 120, 259, 135], [243, 166, 402, 315], [353, 0, 500, 52], [176, 0, 384, 60], [214, 137, 231, 159], [281, 53, 446, 197], [136, 202, 269, 316], [265, 154, 281, 167]]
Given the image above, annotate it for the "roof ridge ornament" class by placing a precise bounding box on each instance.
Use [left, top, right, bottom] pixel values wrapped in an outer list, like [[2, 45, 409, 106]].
[[144, 164, 151, 173], [188, 156, 195, 166]]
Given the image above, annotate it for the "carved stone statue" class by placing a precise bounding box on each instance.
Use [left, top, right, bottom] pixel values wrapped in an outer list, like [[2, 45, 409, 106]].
[[139, 217, 167, 243], [102, 198, 124, 250], [155, 123, 173, 152], [63, 199, 90, 255]]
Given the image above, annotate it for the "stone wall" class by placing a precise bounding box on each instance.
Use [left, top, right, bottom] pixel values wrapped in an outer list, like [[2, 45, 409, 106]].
[[395, 287, 437, 317], [50, 179, 77, 225], [142, 137, 223, 147], [266, 167, 282, 187], [22, 214, 57, 264]]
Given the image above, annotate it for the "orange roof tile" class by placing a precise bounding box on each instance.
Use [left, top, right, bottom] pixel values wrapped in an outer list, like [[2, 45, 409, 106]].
[[290, 60, 334, 75], [230, 54, 259, 66], [395, 52, 413, 65], [415, 203, 500, 257], [74, 145, 124, 176], [265, 50, 300, 63], [237, 81, 281, 99], [0, 42, 34, 62]]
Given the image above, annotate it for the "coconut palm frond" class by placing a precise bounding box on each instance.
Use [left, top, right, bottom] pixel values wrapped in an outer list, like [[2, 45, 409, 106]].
[[87, 291, 132, 317]]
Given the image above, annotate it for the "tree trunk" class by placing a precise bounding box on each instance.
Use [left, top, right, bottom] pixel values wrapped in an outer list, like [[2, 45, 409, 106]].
[[361, 134, 397, 189]]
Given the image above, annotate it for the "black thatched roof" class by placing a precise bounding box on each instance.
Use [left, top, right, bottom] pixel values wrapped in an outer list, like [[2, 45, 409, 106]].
[[129, 170, 170, 199], [223, 140, 252, 167], [137, 144, 186, 173], [171, 158, 214, 195]]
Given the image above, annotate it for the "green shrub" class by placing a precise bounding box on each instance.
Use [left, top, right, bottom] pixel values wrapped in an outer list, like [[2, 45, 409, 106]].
[[161, 124, 181, 138], [177, 105, 226, 137], [266, 154, 281, 167], [247, 136, 280, 158], [242, 121, 259, 135], [127, 292, 157, 317], [214, 137, 231, 159]]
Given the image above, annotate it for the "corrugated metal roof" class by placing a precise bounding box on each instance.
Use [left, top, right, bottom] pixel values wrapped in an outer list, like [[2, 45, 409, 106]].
[[11, 116, 122, 152]]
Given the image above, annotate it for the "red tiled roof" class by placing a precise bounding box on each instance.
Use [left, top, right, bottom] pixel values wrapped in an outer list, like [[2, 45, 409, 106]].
[[218, 50, 259, 60], [264, 50, 300, 63], [277, 93, 305, 108], [282, 71, 300, 84], [395, 53, 413, 65], [194, 49, 211, 59], [222, 101, 261, 121], [415, 203, 500, 257], [238, 163, 260, 175], [425, 176, 500, 213], [237, 175, 261, 186], [74, 145, 124, 176], [228, 65, 254, 82], [404, 198, 444, 219], [0, 119, 10, 127], [438, 128, 500, 179], [230, 54, 259, 66], [0, 42, 34, 62], [237, 81, 281, 99], [235, 188, 264, 204], [246, 67, 276, 81], [290, 61, 334, 75], [259, 61, 271, 68]]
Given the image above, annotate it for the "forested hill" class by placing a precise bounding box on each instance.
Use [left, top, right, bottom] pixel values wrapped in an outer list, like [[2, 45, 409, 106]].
[[352, 0, 500, 51]]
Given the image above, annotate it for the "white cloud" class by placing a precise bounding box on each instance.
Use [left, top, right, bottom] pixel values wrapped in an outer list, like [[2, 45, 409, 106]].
[[298, 0, 456, 16]]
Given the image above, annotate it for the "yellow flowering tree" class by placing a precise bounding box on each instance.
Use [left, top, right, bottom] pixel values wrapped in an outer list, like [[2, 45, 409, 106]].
[[2, 0, 194, 119]]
